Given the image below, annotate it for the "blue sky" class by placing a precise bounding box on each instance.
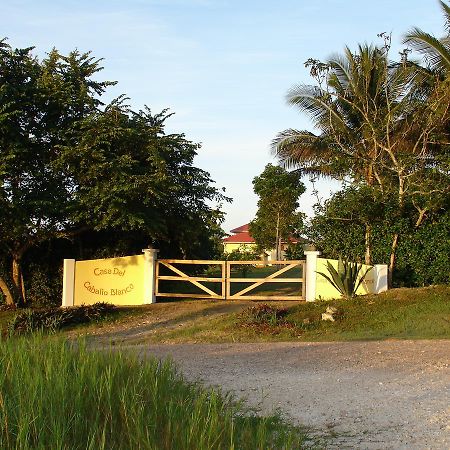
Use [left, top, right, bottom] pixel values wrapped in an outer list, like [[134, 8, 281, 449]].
[[3, 0, 444, 232]]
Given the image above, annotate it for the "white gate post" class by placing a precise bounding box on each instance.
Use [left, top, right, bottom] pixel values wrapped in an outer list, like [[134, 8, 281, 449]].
[[374, 264, 388, 293], [62, 259, 75, 307], [304, 248, 321, 302], [143, 248, 159, 304]]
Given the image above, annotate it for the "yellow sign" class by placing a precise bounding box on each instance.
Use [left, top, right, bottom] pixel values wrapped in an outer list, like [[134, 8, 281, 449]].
[[73, 255, 145, 306]]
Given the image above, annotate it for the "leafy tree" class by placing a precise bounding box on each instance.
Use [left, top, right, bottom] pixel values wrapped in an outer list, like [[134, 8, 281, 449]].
[[250, 164, 305, 260], [0, 41, 228, 305], [273, 32, 449, 285], [308, 186, 450, 286], [0, 41, 113, 304], [307, 185, 387, 261], [58, 103, 228, 258]]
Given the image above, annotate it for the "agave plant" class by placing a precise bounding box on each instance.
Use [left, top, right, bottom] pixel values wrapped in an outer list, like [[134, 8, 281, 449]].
[[317, 258, 372, 299]]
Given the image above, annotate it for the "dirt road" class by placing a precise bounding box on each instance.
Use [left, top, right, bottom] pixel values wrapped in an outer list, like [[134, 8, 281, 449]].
[[126, 340, 449, 449]]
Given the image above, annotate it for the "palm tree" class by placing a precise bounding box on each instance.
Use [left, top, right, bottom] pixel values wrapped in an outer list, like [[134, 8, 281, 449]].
[[273, 44, 404, 267], [403, 1, 450, 78], [273, 41, 446, 286], [402, 0, 450, 180]]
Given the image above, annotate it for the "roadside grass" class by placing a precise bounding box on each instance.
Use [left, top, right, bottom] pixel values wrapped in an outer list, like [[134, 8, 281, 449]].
[[0, 335, 309, 449], [3, 285, 448, 343], [284, 284, 450, 341], [146, 285, 450, 343], [8, 303, 118, 335]]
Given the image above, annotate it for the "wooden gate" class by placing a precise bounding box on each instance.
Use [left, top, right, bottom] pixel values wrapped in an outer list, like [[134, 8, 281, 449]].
[[155, 260, 226, 299], [155, 259, 305, 301], [226, 260, 305, 301]]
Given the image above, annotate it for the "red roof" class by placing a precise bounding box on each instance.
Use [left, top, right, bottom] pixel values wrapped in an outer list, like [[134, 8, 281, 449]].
[[224, 222, 307, 245], [223, 231, 255, 243], [230, 223, 250, 234]]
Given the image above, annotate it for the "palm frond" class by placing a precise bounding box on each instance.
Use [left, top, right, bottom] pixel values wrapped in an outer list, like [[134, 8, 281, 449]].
[[286, 84, 349, 133], [403, 27, 450, 73], [439, 0, 450, 34]]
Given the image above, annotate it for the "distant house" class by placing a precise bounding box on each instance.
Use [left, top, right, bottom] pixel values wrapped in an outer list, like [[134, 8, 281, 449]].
[[222, 223, 305, 260], [222, 224, 257, 254]]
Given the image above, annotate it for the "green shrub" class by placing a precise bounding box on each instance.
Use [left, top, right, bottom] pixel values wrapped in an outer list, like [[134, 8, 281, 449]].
[[239, 304, 289, 327], [24, 263, 63, 307], [8, 302, 117, 335]]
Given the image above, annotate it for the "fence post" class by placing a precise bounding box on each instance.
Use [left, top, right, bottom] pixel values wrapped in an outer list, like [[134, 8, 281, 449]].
[[374, 264, 388, 294], [304, 249, 321, 302], [62, 259, 75, 307], [143, 248, 159, 304]]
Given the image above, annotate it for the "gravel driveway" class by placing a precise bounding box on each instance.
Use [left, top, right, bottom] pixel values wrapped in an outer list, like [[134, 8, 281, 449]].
[[128, 340, 449, 449]]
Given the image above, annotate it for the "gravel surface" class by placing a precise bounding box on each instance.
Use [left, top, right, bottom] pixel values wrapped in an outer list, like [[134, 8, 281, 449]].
[[127, 340, 449, 449]]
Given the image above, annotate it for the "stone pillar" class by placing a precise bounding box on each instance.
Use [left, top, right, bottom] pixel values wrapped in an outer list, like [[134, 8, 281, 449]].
[[374, 264, 388, 294], [62, 259, 75, 307], [304, 250, 321, 302], [143, 248, 159, 304]]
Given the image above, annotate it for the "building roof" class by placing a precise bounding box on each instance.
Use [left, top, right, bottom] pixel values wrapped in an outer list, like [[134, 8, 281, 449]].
[[229, 223, 250, 234], [222, 231, 255, 243], [223, 222, 308, 245]]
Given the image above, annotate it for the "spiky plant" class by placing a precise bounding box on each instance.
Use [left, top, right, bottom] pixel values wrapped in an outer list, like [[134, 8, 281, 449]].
[[317, 258, 372, 299]]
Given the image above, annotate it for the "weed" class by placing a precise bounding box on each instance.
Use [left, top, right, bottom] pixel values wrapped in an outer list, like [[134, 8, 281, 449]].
[[8, 303, 117, 335], [239, 304, 288, 326]]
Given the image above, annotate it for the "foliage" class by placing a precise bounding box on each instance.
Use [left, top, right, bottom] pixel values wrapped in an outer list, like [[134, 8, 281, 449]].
[[238, 304, 289, 327], [283, 243, 305, 260], [308, 184, 388, 263], [8, 303, 117, 335], [59, 105, 229, 257], [392, 210, 450, 286], [110, 286, 450, 343], [309, 186, 450, 287], [222, 246, 261, 277], [316, 258, 373, 299], [0, 40, 228, 305], [272, 11, 450, 282], [250, 164, 305, 260], [23, 263, 62, 307], [0, 335, 308, 449], [403, 1, 450, 78], [0, 41, 114, 305]]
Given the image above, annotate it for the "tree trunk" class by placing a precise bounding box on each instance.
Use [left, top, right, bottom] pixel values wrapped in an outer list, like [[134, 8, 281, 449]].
[[388, 175, 405, 288], [364, 223, 372, 265], [388, 233, 399, 288], [275, 212, 281, 261], [12, 255, 25, 306], [0, 276, 15, 305], [21, 273, 27, 303]]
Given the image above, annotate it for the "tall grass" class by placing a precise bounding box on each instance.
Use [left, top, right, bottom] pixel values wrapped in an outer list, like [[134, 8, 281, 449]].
[[0, 335, 306, 449]]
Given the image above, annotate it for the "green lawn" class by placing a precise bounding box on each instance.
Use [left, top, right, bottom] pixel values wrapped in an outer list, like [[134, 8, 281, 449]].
[[284, 284, 450, 341], [147, 285, 450, 343], [2, 285, 449, 344]]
